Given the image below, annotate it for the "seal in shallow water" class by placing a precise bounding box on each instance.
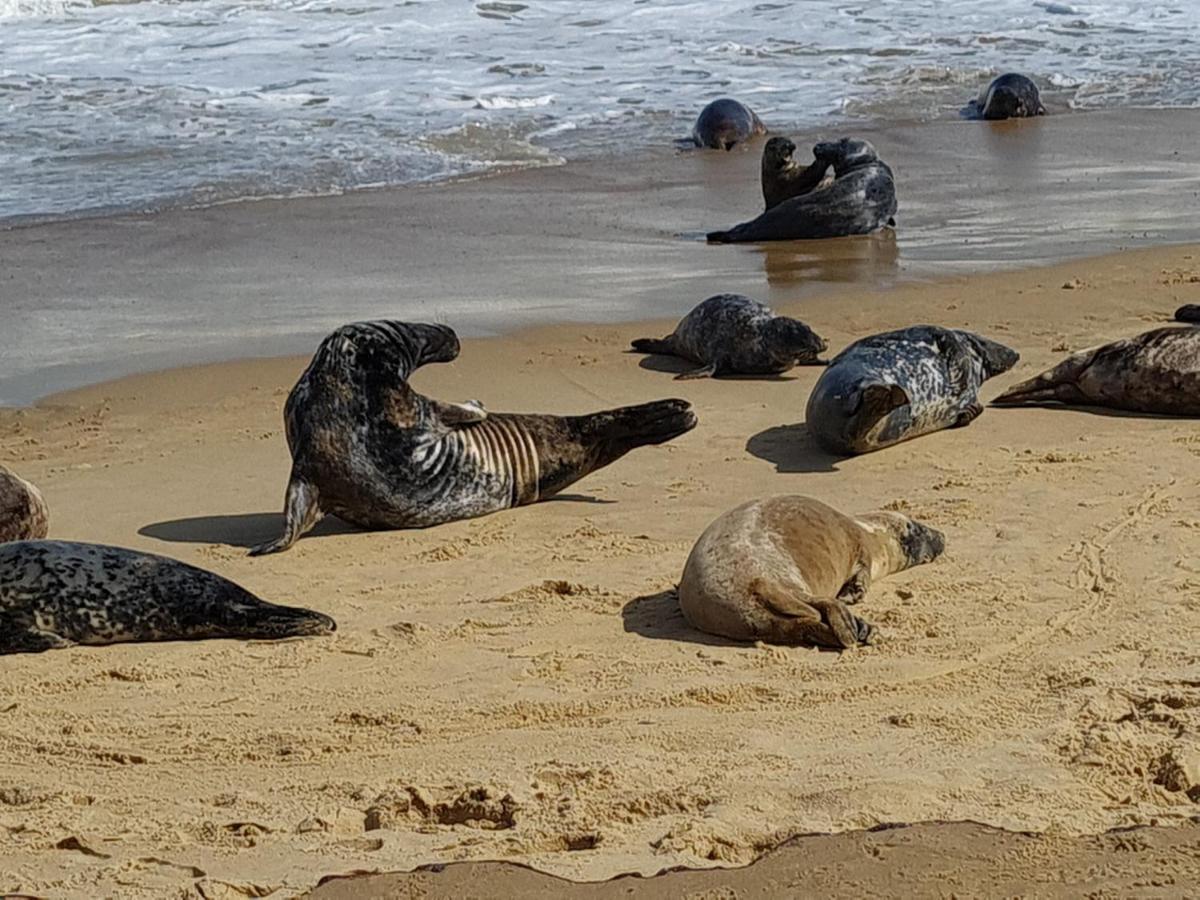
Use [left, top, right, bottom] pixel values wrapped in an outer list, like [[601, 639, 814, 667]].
[[760, 137, 831, 211], [992, 326, 1200, 415], [0, 465, 48, 543], [678, 495, 945, 648], [631, 293, 827, 379], [966, 73, 1046, 120], [691, 98, 767, 150], [0, 540, 335, 654], [806, 324, 1019, 455], [251, 320, 697, 555]]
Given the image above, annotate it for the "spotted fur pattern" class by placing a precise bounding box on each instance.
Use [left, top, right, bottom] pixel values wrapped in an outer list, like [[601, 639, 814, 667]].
[[0, 465, 48, 543], [692, 98, 767, 150]]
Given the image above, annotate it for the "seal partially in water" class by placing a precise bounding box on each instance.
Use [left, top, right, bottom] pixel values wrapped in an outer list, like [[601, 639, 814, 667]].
[[707, 138, 897, 243], [966, 73, 1046, 120], [0, 465, 48, 543], [806, 325, 1019, 455], [992, 327, 1200, 415], [630, 293, 827, 379], [0, 540, 335, 654], [691, 98, 767, 150], [761, 137, 831, 211], [251, 321, 698, 555], [678, 495, 945, 648]]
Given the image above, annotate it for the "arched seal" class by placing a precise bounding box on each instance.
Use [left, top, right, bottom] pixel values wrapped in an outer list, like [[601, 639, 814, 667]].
[[251, 321, 697, 555], [707, 138, 897, 243], [1175, 304, 1200, 324], [678, 495, 945, 648], [630, 293, 827, 379], [761, 137, 831, 211], [966, 73, 1046, 120], [691, 98, 767, 150], [0, 465, 48, 543], [0, 541, 335, 654], [806, 325, 1019, 455], [992, 326, 1200, 415]]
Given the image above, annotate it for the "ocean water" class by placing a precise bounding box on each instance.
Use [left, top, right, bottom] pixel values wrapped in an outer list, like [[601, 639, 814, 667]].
[[2, 0, 1199, 224]]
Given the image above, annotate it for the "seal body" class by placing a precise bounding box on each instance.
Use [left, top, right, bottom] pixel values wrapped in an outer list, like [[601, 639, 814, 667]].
[[630, 294, 827, 379], [761, 137, 831, 211], [0, 541, 335, 654], [806, 325, 1019, 455], [992, 327, 1200, 415], [678, 495, 944, 648], [1175, 304, 1200, 324], [252, 320, 697, 555], [708, 138, 897, 243], [692, 98, 766, 150], [0, 466, 48, 543], [967, 73, 1046, 120]]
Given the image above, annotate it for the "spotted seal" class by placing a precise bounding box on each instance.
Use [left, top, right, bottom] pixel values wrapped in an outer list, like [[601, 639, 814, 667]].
[[761, 137, 831, 211], [966, 73, 1046, 120], [806, 325, 1019, 455], [707, 137, 897, 243], [691, 98, 767, 150], [0, 540, 335, 654], [630, 293, 827, 379], [992, 326, 1200, 415], [251, 320, 697, 555], [0, 465, 48, 543], [678, 495, 944, 648]]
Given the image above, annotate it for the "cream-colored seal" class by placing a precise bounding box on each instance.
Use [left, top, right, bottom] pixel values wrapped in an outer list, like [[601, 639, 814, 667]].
[[0, 465, 48, 543]]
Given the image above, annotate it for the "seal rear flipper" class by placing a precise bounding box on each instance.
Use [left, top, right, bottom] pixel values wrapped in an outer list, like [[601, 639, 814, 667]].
[[706, 228, 735, 244], [630, 337, 676, 355], [853, 383, 910, 430], [991, 357, 1093, 407], [751, 579, 867, 649], [249, 475, 323, 556]]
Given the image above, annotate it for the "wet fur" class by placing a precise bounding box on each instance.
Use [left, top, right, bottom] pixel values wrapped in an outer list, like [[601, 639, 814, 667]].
[[692, 98, 767, 150], [761, 137, 832, 211], [966, 73, 1046, 120], [0, 466, 48, 543]]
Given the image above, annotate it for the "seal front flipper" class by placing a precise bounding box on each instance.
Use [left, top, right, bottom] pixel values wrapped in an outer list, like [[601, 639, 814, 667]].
[[852, 383, 910, 430], [249, 476, 323, 556], [836, 560, 871, 605], [953, 401, 984, 427], [433, 398, 488, 426], [0, 619, 73, 654], [674, 362, 718, 381]]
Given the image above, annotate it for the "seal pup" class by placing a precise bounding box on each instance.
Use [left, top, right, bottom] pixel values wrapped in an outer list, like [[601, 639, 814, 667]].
[[761, 137, 831, 211], [1175, 304, 1200, 324], [0, 465, 48, 543], [992, 327, 1200, 415], [806, 325, 1019, 455], [0, 540, 335, 654], [630, 293, 827, 379], [707, 138, 897, 243], [966, 73, 1046, 120], [691, 98, 766, 150], [678, 495, 944, 648], [251, 320, 697, 555]]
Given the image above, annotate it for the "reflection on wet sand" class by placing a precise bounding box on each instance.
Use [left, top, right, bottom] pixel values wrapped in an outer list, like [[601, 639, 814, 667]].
[[758, 230, 900, 286]]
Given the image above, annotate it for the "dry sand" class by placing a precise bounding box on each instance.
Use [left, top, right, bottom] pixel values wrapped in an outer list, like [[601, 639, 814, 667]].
[[3, 241, 1200, 897]]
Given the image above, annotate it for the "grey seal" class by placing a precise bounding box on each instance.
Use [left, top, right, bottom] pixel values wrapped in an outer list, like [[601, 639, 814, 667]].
[[966, 73, 1046, 120], [0, 465, 48, 543], [707, 138, 897, 243], [1175, 305, 1200, 324], [761, 136, 832, 211], [678, 495, 944, 648], [630, 293, 827, 379], [691, 98, 767, 150], [806, 325, 1019, 455], [0, 540, 335, 654], [251, 320, 698, 555], [992, 326, 1200, 415]]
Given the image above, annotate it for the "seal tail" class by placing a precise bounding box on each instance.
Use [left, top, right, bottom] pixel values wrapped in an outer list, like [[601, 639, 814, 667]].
[[1175, 304, 1200, 324], [630, 337, 675, 354]]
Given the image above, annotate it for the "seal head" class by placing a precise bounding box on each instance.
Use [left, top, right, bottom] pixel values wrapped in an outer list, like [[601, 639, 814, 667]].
[[692, 98, 767, 150], [970, 73, 1046, 120]]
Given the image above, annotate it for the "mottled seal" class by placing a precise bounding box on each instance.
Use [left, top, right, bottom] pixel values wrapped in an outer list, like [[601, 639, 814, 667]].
[[678, 495, 945, 648], [707, 138, 897, 243], [691, 98, 766, 150], [630, 293, 827, 379], [0, 540, 335, 654], [0, 465, 48, 543], [966, 73, 1046, 120], [761, 136, 831, 211], [992, 327, 1200, 415], [1175, 304, 1200, 324], [251, 320, 697, 555], [806, 325, 1019, 455]]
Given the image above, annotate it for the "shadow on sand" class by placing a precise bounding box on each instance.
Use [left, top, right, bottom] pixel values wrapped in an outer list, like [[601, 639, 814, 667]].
[[139, 513, 360, 549], [621, 589, 744, 648], [745, 423, 841, 473]]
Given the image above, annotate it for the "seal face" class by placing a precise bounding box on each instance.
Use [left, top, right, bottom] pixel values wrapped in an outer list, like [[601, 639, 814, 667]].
[[677, 495, 945, 648], [761, 136, 832, 211], [0, 540, 335, 654], [630, 293, 827, 379], [691, 98, 767, 150], [992, 326, 1200, 415], [708, 137, 897, 243], [252, 320, 698, 555], [0, 465, 48, 543], [967, 73, 1046, 120], [806, 324, 1019, 455]]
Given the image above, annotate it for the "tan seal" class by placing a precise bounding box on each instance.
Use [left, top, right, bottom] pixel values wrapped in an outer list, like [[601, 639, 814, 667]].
[[678, 495, 944, 648], [0, 465, 49, 543]]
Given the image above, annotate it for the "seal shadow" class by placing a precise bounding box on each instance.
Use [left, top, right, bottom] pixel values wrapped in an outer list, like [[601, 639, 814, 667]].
[[544, 493, 616, 505], [139, 513, 361, 549], [989, 402, 1193, 420], [621, 589, 744, 647], [746, 423, 841, 473], [632, 352, 796, 381]]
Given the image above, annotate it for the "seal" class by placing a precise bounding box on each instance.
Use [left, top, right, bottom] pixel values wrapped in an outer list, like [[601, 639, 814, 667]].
[[761, 136, 831, 211], [0, 465, 48, 543], [707, 137, 897, 243], [1175, 304, 1200, 324], [678, 495, 945, 648], [966, 73, 1046, 120], [806, 324, 1019, 455], [630, 293, 827, 379], [0, 540, 335, 654], [691, 98, 767, 150], [992, 326, 1200, 415], [251, 320, 698, 555]]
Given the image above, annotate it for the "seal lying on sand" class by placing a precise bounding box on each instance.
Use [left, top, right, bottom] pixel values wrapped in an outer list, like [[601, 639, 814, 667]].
[[966, 73, 1046, 120], [678, 495, 944, 648], [252, 321, 697, 555], [992, 327, 1200, 415], [630, 294, 827, 379], [1175, 305, 1200, 324], [0, 465, 48, 543], [707, 138, 896, 243], [691, 98, 766, 150], [761, 137, 831, 211], [806, 325, 1019, 455], [0, 541, 335, 654]]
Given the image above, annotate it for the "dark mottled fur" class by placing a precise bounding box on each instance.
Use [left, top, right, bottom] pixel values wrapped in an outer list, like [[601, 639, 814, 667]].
[[0, 465, 48, 544], [966, 73, 1046, 120], [761, 137, 831, 211], [692, 98, 767, 150]]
